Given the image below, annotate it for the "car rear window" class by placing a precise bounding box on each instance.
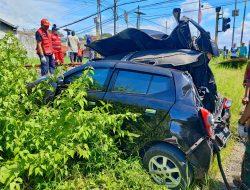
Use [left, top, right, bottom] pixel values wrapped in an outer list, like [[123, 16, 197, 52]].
[[148, 75, 171, 94]]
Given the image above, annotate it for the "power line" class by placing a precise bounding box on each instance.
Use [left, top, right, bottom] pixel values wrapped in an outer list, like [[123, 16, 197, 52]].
[[75, 0, 199, 35], [142, 18, 174, 30], [142, 0, 248, 20], [76, 7, 137, 35], [142, 0, 199, 13], [140, 0, 185, 9], [73, 0, 248, 36], [58, 0, 149, 29]]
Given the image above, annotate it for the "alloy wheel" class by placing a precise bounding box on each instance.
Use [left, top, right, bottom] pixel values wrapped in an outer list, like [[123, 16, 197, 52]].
[[148, 155, 181, 188]]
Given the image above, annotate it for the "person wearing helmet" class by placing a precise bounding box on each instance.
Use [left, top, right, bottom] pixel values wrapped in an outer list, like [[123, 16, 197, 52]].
[[51, 24, 64, 65], [35, 18, 55, 76]]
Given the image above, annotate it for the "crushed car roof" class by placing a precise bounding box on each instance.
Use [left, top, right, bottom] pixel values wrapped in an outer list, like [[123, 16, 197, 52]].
[[87, 17, 219, 57], [87, 27, 192, 57]]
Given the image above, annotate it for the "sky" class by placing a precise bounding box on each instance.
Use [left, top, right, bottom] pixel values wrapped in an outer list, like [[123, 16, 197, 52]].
[[0, 0, 249, 48]]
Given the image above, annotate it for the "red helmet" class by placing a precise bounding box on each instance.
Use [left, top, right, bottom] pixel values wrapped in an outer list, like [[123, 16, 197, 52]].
[[41, 18, 50, 27]]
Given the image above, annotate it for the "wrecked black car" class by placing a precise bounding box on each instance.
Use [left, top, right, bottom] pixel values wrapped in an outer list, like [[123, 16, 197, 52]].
[[29, 13, 231, 190], [84, 15, 231, 189]]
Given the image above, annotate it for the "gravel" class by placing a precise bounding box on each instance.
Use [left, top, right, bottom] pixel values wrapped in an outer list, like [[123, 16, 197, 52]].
[[215, 140, 246, 190]]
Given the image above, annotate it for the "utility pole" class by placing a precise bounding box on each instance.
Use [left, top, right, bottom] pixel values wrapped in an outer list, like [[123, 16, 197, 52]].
[[198, 0, 202, 24], [165, 21, 168, 35], [94, 17, 100, 39], [232, 0, 238, 46], [215, 7, 231, 45], [240, 0, 247, 44], [215, 7, 222, 45], [215, 8, 220, 44], [135, 5, 145, 29], [97, 0, 102, 39], [113, 0, 118, 35]]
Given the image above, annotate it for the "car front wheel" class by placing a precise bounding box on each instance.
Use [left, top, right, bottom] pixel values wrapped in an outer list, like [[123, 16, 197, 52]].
[[143, 143, 193, 190]]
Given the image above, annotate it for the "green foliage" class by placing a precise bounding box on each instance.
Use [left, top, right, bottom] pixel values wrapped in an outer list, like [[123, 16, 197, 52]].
[[45, 159, 166, 190], [0, 34, 165, 190]]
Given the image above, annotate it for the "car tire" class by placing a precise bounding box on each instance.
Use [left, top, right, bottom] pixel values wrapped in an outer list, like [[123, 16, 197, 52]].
[[143, 143, 193, 190]]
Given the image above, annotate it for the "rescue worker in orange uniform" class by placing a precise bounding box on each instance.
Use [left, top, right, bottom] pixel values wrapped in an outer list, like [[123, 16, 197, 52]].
[[36, 18, 55, 76], [51, 24, 64, 65]]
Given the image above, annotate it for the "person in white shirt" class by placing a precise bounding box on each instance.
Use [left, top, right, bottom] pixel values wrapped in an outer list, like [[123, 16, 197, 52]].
[[231, 43, 238, 59], [68, 31, 79, 63]]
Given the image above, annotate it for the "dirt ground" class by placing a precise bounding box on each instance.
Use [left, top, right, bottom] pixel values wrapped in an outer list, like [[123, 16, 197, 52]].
[[214, 140, 246, 190]]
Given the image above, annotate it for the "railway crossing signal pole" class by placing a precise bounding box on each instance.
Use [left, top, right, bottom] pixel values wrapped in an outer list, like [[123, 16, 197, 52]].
[[215, 7, 223, 45], [135, 6, 145, 29], [215, 7, 231, 45], [113, 0, 118, 35], [215, 7, 220, 45], [240, 0, 247, 44], [232, 0, 238, 46]]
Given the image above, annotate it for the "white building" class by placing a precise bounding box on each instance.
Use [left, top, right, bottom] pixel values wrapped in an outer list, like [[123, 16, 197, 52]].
[[0, 18, 18, 39], [0, 18, 37, 57]]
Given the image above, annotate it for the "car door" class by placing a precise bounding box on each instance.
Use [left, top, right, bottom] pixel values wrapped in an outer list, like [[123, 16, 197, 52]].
[[104, 69, 176, 153]]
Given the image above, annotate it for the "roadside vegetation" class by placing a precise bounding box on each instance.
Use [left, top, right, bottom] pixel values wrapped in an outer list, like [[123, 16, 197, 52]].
[[0, 34, 166, 189], [0, 34, 246, 190]]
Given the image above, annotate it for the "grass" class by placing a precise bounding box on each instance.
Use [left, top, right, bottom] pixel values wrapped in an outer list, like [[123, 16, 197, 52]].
[[202, 57, 247, 189], [211, 56, 246, 132], [27, 55, 247, 189]]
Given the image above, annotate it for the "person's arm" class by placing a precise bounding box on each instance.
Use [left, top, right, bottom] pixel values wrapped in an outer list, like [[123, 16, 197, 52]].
[[68, 36, 71, 48], [37, 42, 44, 56], [35, 31, 44, 55], [242, 86, 250, 105]]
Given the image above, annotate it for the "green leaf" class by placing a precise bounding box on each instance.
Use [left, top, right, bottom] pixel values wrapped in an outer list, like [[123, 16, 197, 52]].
[[28, 165, 34, 176]]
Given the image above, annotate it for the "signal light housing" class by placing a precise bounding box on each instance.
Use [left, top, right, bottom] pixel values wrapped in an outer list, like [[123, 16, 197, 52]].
[[222, 18, 231, 32]]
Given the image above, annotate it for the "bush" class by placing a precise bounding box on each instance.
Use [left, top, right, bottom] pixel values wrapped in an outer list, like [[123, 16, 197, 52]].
[[0, 34, 166, 190]]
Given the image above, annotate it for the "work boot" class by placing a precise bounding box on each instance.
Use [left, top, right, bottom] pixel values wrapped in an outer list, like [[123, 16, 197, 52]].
[[233, 178, 249, 190]]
